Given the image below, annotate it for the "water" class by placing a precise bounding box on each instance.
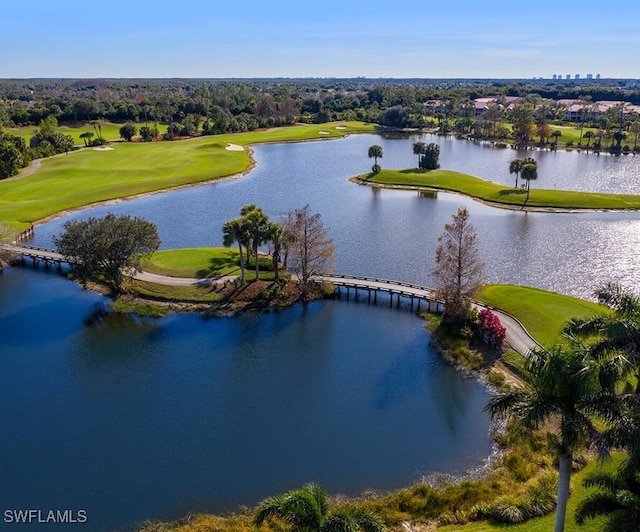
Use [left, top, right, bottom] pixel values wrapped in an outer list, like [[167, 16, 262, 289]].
[[0, 267, 491, 530], [30, 133, 640, 300], [3, 132, 640, 529]]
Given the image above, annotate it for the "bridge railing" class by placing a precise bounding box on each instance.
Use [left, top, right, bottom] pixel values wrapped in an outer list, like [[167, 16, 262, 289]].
[[321, 273, 435, 292]]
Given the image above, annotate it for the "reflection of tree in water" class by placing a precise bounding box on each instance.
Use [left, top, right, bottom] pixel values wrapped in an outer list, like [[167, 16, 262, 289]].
[[429, 365, 477, 437]]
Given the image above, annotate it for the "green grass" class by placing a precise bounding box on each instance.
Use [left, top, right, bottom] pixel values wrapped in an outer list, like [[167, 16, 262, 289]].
[[361, 168, 640, 211], [0, 121, 374, 230], [6, 121, 169, 144], [477, 284, 610, 347], [440, 454, 623, 532], [146, 247, 273, 279]]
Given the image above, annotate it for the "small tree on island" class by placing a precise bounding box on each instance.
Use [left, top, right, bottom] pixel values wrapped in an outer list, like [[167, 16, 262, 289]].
[[368, 144, 383, 174], [53, 213, 160, 293], [419, 142, 440, 170], [432, 207, 484, 324]]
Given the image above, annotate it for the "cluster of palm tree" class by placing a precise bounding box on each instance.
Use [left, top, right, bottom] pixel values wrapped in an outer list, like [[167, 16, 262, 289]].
[[254, 482, 384, 531], [222, 204, 288, 283], [487, 282, 640, 531], [508, 157, 538, 200]]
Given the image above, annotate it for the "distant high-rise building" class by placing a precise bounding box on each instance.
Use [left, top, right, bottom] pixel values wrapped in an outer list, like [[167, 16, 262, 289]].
[[586, 74, 593, 79], [596, 73, 601, 79], [552, 74, 557, 80], [566, 74, 571, 80], [575, 74, 580, 79]]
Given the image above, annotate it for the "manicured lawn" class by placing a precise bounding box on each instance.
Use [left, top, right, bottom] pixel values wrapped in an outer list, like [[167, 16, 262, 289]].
[[0, 121, 374, 230], [146, 247, 272, 278], [6, 121, 169, 144], [477, 284, 610, 347], [440, 453, 622, 532], [360, 168, 640, 211]]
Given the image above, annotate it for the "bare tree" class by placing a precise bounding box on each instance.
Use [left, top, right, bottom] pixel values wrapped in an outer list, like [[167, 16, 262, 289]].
[[432, 208, 484, 324], [283, 205, 334, 301]]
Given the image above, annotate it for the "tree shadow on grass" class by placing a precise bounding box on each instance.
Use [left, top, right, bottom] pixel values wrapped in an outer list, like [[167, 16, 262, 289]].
[[498, 188, 528, 197]]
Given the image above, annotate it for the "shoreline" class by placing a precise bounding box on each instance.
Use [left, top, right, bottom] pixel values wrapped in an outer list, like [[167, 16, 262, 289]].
[[350, 176, 640, 214]]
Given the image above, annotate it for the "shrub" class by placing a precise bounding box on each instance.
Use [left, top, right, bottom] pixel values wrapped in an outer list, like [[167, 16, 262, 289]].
[[477, 308, 506, 345]]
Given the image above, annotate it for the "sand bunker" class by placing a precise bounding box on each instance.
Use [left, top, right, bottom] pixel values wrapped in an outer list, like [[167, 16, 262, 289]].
[[93, 146, 115, 151], [226, 143, 244, 151], [335, 125, 347, 130], [318, 131, 330, 135]]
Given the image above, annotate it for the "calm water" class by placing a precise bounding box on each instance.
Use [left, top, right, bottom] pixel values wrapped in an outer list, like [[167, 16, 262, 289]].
[[3, 132, 640, 529], [0, 267, 491, 530], [31, 133, 640, 299]]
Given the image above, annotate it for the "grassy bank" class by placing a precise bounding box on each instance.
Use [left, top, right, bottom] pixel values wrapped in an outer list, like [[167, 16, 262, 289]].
[[477, 284, 610, 348], [0, 121, 374, 230], [357, 168, 640, 211], [146, 247, 273, 279]]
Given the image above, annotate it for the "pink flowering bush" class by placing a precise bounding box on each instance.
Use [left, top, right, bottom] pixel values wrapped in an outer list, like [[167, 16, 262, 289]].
[[477, 308, 506, 345]]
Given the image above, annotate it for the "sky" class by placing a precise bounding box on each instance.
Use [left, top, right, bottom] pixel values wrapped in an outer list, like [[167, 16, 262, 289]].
[[2, 1, 639, 79]]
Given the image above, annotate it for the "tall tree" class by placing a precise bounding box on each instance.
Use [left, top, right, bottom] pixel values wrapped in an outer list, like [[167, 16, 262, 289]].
[[283, 204, 334, 301], [432, 207, 484, 324], [254, 482, 384, 532], [412, 141, 426, 167], [240, 204, 270, 280], [521, 158, 538, 200], [509, 158, 523, 188], [53, 213, 160, 293], [222, 217, 248, 283], [486, 345, 618, 532]]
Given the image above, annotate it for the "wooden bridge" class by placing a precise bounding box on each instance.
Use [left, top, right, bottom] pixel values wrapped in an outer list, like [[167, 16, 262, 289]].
[[3, 244, 538, 355], [314, 274, 444, 312], [1, 244, 74, 270]]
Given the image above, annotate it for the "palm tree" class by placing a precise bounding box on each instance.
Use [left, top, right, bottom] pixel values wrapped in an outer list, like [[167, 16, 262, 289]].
[[551, 130, 562, 148], [564, 283, 640, 393], [240, 204, 270, 280], [575, 460, 640, 531], [509, 158, 522, 188], [254, 482, 384, 531], [368, 144, 383, 173], [485, 345, 617, 532], [79, 131, 94, 147], [266, 222, 288, 283], [521, 158, 538, 200], [583, 130, 594, 148], [222, 217, 248, 283], [412, 141, 426, 167]]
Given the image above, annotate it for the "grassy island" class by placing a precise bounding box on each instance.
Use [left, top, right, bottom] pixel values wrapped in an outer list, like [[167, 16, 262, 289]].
[[355, 168, 640, 211]]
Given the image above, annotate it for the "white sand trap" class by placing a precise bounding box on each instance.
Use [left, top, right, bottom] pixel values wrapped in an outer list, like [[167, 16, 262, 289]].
[[335, 125, 347, 130], [93, 146, 115, 151], [226, 143, 244, 151], [318, 131, 330, 135]]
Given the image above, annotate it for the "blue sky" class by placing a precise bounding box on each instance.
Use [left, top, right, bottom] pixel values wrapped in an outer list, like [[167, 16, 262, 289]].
[[2, 1, 639, 79]]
